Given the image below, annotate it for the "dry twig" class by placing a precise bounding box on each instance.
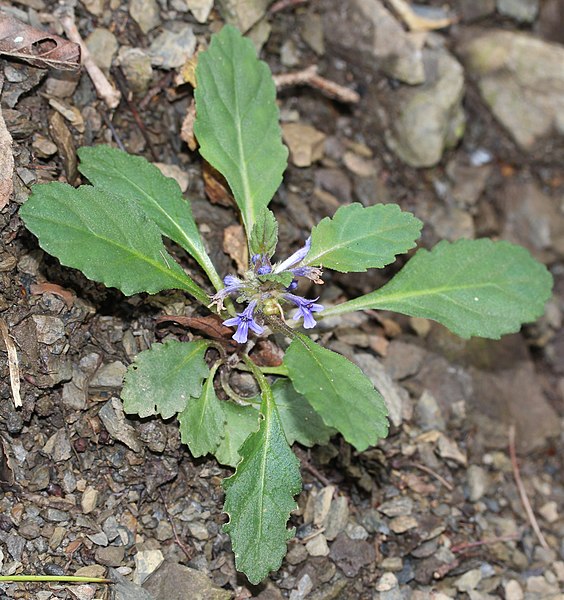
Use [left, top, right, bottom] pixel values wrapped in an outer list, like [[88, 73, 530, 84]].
[[269, 0, 309, 13], [0, 317, 21, 408], [274, 65, 360, 104], [158, 490, 192, 560], [59, 14, 120, 109], [407, 461, 453, 491], [451, 532, 521, 554], [508, 425, 550, 551]]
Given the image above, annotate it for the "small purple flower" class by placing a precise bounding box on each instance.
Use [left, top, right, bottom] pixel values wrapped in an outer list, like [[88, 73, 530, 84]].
[[222, 300, 264, 344], [273, 237, 311, 274], [210, 275, 244, 311], [285, 293, 324, 329], [290, 265, 323, 285]]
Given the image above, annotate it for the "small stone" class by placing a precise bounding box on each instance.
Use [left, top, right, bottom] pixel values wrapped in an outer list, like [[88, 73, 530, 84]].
[[381, 557, 403, 572], [415, 390, 446, 431], [96, 545, 126, 567], [286, 544, 308, 565], [49, 526, 66, 550], [81, 486, 98, 514], [99, 398, 143, 453], [43, 429, 72, 462], [389, 515, 418, 534], [88, 531, 109, 546], [343, 151, 377, 177], [29, 464, 51, 491], [504, 580, 524, 600], [32, 134, 57, 158], [538, 501, 558, 523], [81, 0, 105, 15], [282, 123, 326, 167], [280, 39, 300, 67], [553, 561, 564, 582], [290, 573, 313, 600], [32, 315, 65, 345], [44, 508, 70, 522], [496, 0, 539, 22], [378, 496, 414, 517], [150, 26, 197, 70], [75, 565, 107, 579], [324, 496, 349, 540], [186, 0, 214, 22], [459, 0, 496, 20], [305, 534, 329, 556], [455, 568, 483, 592], [155, 521, 173, 541], [188, 522, 208, 541], [376, 572, 399, 592], [143, 561, 232, 600], [312, 485, 335, 527], [85, 29, 118, 72], [89, 361, 127, 388], [526, 575, 559, 595], [345, 522, 369, 540], [300, 12, 324, 55], [19, 519, 41, 540], [467, 465, 489, 502], [438, 434, 467, 466], [117, 47, 153, 96], [134, 549, 164, 585], [129, 0, 161, 33], [217, 0, 270, 33], [153, 163, 189, 193]]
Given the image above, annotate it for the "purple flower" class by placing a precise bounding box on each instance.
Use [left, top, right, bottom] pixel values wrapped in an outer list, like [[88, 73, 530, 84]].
[[210, 275, 244, 311], [285, 293, 324, 329], [273, 237, 311, 274], [290, 265, 323, 285], [222, 300, 264, 343]]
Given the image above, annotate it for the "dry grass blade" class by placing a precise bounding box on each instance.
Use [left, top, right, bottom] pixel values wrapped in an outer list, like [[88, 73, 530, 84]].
[[508, 424, 550, 551], [0, 74, 14, 211], [0, 317, 22, 408], [0, 16, 80, 70], [274, 66, 360, 104]]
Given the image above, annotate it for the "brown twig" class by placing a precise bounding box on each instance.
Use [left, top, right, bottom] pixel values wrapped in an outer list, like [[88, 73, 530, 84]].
[[112, 67, 158, 162], [407, 461, 454, 491], [139, 72, 174, 112], [59, 13, 121, 109], [158, 490, 192, 561], [508, 425, 550, 551], [274, 65, 360, 104], [101, 113, 126, 151], [451, 533, 521, 554], [294, 447, 332, 487]]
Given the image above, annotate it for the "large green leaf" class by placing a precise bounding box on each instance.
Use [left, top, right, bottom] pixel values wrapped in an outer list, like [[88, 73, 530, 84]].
[[178, 363, 225, 458], [305, 203, 423, 272], [77, 145, 222, 291], [194, 24, 288, 235], [320, 239, 553, 339], [283, 334, 388, 452], [223, 386, 301, 584], [122, 340, 209, 419], [272, 379, 335, 447], [20, 183, 209, 303], [215, 402, 260, 467]]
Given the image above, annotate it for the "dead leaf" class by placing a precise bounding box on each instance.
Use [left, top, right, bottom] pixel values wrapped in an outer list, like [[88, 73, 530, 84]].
[[203, 161, 235, 207], [155, 315, 236, 342], [30, 282, 75, 309], [0, 317, 22, 408], [49, 110, 78, 184], [0, 74, 14, 210], [223, 224, 248, 273], [48, 97, 85, 133], [175, 51, 200, 87], [180, 98, 197, 151], [401, 471, 436, 495], [0, 435, 15, 486], [250, 340, 284, 367], [0, 16, 80, 70]]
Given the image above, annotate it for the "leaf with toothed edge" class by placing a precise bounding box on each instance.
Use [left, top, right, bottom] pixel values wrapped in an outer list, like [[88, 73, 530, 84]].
[[223, 385, 301, 584], [122, 340, 209, 419]]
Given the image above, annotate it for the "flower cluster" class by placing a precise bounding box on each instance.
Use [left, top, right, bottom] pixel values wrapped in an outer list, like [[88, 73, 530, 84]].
[[211, 238, 324, 343]]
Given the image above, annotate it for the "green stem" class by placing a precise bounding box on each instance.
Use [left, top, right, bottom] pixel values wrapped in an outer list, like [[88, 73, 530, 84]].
[[238, 363, 289, 376], [242, 355, 273, 401], [0, 576, 110, 583]]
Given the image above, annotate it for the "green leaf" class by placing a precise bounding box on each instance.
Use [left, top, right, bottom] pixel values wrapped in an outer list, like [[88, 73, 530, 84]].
[[258, 272, 294, 288], [272, 379, 335, 447], [305, 203, 423, 272], [179, 363, 225, 457], [194, 24, 288, 235], [77, 145, 222, 291], [122, 340, 209, 419], [223, 386, 301, 584], [283, 334, 388, 452], [250, 209, 279, 258], [320, 239, 553, 339], [215, 402, 260, 467], [19, 183, 209, 303]]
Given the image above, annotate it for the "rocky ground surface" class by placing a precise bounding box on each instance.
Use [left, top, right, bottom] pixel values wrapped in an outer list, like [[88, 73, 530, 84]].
[[0, 0, 563, 598]]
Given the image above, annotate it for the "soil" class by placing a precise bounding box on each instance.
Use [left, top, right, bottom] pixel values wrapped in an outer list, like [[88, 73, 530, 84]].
[[0, 1, 563, 599]]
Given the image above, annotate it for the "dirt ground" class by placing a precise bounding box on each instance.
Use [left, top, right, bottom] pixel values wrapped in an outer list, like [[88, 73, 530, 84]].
[[0, 0, 563, 599]]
